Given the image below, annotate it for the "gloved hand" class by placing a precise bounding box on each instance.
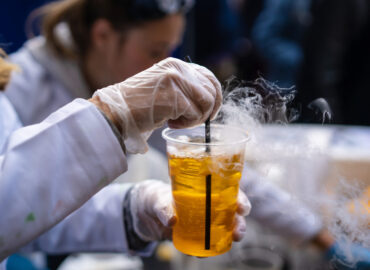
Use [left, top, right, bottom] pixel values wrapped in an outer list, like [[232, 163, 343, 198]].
[[127, 180, 251, 244], [326, 241, 370, 270], [92, 57, 222, 154]]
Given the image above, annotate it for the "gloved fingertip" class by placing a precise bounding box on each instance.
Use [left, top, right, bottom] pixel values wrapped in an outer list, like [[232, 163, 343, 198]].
[[237, 191, 252, 216], [168, 215, 177, 227], [232, 216, 247, 242], [168, 118, 188, 129], [157, 206, 176, 227], [167, 121, 181, 129], [233, 226, 246, 242]]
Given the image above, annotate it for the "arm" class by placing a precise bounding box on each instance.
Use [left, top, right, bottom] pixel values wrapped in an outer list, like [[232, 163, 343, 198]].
[[240, 167, 322, 242], [0, 57, 223, 262], [0, 99, 127, 261], [18, 183, 154, 256], [241, 167, 370, 268]]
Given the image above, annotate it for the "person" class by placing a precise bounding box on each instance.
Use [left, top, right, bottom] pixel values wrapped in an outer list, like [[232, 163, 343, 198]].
[[0, 54, 251, 269], [5, 0, 191, 125], [2, 1, 250, 268], [3, 1, 190, 267], [5, 0, 193, 183], [251, 0, 312, 88]]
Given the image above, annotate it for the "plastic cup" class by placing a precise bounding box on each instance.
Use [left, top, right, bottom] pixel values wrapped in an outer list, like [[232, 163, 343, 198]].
[[162, 124, 249, 257]]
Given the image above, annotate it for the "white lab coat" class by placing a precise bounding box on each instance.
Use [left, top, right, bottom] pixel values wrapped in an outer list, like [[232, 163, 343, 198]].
[[5, 35, 169, 184], [5, 32, 322, 252], [0, 95, 154, 269]]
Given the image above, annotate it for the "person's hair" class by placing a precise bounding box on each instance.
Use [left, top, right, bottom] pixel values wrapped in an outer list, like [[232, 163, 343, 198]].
[[32, 0, 193, 59], [0, 49, 18, 91]]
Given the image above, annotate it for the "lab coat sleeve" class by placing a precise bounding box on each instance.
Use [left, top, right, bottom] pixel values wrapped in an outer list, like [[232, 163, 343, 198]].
[[18, 183, 156, 256], [0, 99, 127, 261], [241, 167, 322, 243]]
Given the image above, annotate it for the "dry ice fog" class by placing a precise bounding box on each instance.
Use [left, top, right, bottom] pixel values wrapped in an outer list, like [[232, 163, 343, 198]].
[[209, 77, 369, 268]]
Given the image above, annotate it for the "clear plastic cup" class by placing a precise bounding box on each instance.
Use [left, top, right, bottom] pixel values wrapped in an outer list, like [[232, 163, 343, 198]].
[[162, 124, 249, 257]]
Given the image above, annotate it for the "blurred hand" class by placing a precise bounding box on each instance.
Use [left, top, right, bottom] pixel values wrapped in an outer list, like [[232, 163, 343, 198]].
[[90, 57, 222, 154], [128, 180, 251, 243], [233, 189, 251, 241]]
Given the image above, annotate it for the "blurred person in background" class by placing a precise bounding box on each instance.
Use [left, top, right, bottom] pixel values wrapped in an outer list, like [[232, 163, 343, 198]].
[[251, 0, 370, 125], [181, 0, 265, 82], [297, 0, 370, 125], [251, 0, 312, 88]]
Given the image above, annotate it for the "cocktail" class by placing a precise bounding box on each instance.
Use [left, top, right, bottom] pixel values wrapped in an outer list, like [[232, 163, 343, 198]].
[[162, 124, 248, 257]]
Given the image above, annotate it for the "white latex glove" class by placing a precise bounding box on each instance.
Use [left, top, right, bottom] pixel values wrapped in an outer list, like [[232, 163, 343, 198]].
[[128, 180, 251, 243], [93, 57, 222, 154]]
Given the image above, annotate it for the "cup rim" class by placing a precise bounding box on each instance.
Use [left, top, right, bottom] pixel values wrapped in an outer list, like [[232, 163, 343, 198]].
[[161, 124, 249, 146]]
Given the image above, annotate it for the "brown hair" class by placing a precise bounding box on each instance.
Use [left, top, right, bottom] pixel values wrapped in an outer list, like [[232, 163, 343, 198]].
[[33, 0, 134, 59], [0, 49, 18, 91], [31, 0, 192, 59]]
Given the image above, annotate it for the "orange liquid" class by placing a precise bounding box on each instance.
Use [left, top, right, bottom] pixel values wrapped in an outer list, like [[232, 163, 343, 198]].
[[168, 152, 244, 257]]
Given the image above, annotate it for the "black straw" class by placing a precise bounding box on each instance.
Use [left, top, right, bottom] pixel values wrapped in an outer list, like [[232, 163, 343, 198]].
[[205, 174, 211, 249], [205, 118, 211, 152], [204, 119, 211, 250], [184, 56, 211, 250]]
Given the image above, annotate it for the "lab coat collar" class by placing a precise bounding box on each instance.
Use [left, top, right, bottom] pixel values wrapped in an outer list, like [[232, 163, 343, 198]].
[[25, 24, 91, 99]]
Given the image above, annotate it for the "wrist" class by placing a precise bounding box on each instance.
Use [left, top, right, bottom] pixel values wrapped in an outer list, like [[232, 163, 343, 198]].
[[89, 96, 122, 132], [90, 96, 126, 154], [123, 187, 152, 251]]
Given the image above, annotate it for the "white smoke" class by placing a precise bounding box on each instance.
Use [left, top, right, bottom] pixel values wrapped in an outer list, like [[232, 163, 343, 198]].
[[216, 76, 297, 127], [215, 76, 369, 268], [325, 178, 369, 268]]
